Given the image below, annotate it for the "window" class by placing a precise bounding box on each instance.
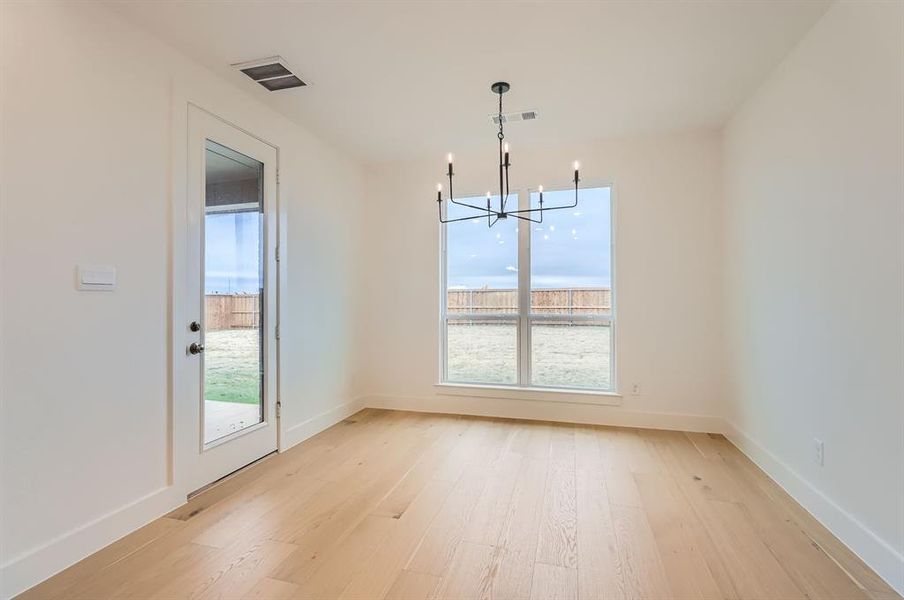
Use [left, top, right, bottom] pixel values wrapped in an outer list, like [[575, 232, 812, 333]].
[[441, 186, 614, 392]]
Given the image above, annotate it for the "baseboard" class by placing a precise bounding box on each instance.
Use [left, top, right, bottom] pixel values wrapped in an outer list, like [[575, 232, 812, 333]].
[[725, 422, 904, 596], [281, 396, 366, 450], [0, 398, 365, 600], [362, 393, 727, 433], [0, 486, 183, 599]]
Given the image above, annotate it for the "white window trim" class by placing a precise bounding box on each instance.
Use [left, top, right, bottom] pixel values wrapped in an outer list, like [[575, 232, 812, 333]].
[[438, 183, 618, 398]]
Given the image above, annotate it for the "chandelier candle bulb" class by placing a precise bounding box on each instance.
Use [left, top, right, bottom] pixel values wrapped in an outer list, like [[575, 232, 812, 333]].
[[436, 183, 442, 201]]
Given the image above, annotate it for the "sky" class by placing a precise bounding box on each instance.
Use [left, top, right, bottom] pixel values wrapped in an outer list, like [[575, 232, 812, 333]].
[[446, 186, 611, 289], [205, 211, 262, 293], [203, 187, 610, 294]]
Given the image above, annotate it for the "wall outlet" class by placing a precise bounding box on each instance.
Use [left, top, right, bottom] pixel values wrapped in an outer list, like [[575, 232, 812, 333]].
[[630, 383, 641, 396], [813, 438, 824, 466]]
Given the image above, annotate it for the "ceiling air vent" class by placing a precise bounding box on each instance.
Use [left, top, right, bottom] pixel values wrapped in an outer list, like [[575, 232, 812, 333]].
[[490, 110, 539, 125], [232, 56, 307, 91]]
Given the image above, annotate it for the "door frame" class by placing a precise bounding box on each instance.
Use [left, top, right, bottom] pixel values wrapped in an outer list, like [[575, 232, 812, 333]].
[[170, 96, 284, 499]]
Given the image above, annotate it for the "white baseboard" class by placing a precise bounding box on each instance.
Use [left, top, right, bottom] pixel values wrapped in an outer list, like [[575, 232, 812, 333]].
[[1, 397, 365, 600], [725, 422, 904, 596], [362, 393, 727, 433], [281, 397, 366, 451], [0, 486, 183, 599]]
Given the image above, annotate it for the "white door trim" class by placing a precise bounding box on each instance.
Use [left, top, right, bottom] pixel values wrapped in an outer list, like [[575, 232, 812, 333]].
[[170, 96, 284, 499]]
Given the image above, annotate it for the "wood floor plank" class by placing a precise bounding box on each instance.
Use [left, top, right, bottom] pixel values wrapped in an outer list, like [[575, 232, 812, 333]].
[[384, 571, 441, 600], [715, 446, 872, 599], [489, 457, 549, 600], [536, 425, 577, 569], [647, 431, 743, 600], [372, 417, 469, 519], [717, 441, 900, 599], [285, 514, 395, 599], [461, 451, 522, 546], [634, 472, 722, 600], [701, 499, 807, 599], [338, 479, 456, 600], [241, 577, 299, 599], [15, 517, 185, 600], [269, 428, 441, 584], [529, 563, 577, 600], [428, 541, 496, 600], [19, 410, 900, 600], [404, 419, 514, 578], [68, 541, 219, 599], [508, 421, 552, 460], [610, 503, 672, 600], [151, 539, 298, 600], [575, 465, 624, 600]]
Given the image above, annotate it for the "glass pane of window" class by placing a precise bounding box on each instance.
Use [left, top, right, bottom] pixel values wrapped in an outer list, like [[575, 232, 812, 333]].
[[531, 322, 611, 389], [530, 187, 611, 317], [446, 318, 517, 385], [446, 195, 518, 315]]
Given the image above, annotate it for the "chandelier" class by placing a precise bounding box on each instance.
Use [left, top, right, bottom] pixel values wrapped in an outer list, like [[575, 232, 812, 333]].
[[436, 81, 581, 227]]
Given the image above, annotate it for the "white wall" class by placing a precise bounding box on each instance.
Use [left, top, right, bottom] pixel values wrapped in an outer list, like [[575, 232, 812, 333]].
[[358, 131, 726, 430], [723, 1, 904, 592], [0, 2, 365, 596]]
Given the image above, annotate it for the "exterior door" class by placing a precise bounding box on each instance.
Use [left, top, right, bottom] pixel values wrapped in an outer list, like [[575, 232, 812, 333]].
[[184, 107, 278, 493]]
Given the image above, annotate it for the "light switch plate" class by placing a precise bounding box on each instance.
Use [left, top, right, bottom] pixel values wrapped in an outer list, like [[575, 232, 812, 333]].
[[77, 265, 116, 291]]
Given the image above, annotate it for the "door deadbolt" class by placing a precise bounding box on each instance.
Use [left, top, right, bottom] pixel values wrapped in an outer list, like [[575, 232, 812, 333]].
[[189, 321, 201, 332]]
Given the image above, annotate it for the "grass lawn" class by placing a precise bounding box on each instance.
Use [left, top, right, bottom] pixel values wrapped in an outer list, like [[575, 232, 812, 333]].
[[206, 323, 611, 404], [447, 322, 611, 389], [204, 329, 261, 405]]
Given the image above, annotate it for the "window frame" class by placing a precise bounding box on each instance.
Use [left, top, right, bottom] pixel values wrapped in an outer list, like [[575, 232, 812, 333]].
[[438, 183, 618, 396]]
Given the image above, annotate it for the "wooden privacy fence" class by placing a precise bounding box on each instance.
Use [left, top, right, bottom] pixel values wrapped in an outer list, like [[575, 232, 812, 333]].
[[205, 294, 260, 331], [206, 288, 609, 330], [447, 287, 611, 316]]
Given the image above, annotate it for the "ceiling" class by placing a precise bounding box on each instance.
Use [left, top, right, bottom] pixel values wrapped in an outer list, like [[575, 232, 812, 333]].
[[206, 144, 260, 184], [109, 1, 829, 164]]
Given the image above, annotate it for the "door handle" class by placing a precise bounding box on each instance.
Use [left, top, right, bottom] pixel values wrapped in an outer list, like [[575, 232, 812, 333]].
[[189, 342, 205, 355]]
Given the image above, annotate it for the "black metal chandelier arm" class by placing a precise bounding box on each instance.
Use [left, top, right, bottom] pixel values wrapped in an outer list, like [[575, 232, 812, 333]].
[[507, 183, 580, 215], [508, 212, 542, 223], [445, 171, 490, 212], [438, 205, 491, 224], [448, 198, 493, 212], [503, 159, 510, 212]]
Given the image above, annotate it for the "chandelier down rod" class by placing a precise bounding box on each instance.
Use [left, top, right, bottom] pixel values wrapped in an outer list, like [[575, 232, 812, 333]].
[[436, 81, 581, 228]]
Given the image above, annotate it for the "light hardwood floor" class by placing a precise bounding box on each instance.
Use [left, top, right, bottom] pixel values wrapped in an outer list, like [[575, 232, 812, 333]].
[[19, 409, 900, 600]]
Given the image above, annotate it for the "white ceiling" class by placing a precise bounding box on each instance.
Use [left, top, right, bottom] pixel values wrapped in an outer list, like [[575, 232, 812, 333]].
[[109, 1, 829, 164]]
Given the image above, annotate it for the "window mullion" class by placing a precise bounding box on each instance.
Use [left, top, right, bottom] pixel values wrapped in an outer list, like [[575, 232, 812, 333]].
[[518, 189, 531, 386]]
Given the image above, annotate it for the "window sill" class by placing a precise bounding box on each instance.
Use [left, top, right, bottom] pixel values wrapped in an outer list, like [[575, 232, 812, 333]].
[[434, 383, 622, 406]]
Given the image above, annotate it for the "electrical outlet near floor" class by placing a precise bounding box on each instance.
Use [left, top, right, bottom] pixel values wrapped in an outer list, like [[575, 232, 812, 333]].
[[813, 438, 825, 466], [630, 383, 641, 396]]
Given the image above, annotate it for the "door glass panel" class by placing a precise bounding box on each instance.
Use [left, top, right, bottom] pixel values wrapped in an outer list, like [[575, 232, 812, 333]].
[[203, 140, 264, 444]]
